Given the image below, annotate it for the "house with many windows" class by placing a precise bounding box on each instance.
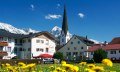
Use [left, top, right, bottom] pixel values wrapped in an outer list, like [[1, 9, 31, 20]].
[[0, 29, 56, 59], [58, 35, 94, 61], [88, 44, 120, 60]]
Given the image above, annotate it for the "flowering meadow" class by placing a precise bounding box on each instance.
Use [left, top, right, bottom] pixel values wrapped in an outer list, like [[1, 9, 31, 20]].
[[0, 59, 120, 72]]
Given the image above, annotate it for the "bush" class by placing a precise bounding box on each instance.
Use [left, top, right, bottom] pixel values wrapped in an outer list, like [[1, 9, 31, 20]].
[[53, 52, 63, 60], [93, 48, 107, 63]]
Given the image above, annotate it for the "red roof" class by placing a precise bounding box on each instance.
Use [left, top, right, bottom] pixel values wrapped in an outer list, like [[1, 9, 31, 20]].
[[88, 44, 120, 52], [33, 54, 53, 58]]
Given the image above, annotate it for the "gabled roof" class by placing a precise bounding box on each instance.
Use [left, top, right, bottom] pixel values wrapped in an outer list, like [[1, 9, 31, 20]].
[[75, 35, 94, 46], [88, 44, 120, 52], [57, 35, 94, 51], [0, 29, 25, 38], [0, 29, 56, 40], [109, 37, 120, 44], [25, 31, 57, 40]]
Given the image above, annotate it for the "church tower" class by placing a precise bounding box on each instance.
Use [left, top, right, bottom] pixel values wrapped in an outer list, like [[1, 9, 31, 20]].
[[60, 6, 71, 45]]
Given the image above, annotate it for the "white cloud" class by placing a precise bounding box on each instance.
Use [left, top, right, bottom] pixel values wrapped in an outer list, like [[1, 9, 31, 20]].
[[78, 13, 85, 18], [30, 4, 35, 11], [45, 14, 61, 20], [57, 4, 61, 8]]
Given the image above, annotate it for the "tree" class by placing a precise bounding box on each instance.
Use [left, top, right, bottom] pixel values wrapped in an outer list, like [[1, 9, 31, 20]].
[[93, 48, 107, 63], [53, 52, 63, 60]]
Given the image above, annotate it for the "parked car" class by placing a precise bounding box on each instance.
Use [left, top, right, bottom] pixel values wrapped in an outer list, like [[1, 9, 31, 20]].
[[42, 58, 54, 64]]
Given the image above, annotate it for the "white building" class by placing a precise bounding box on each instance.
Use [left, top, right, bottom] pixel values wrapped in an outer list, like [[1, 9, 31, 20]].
[[0, 29, 56, 59], [58, 35, 94, 61], [88, 44, 120, 60]]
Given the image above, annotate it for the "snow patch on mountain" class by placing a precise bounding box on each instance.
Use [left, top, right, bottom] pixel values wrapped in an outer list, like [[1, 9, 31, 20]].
[[0, 22, 39, 34], [51, 26, 72, 38], [51, 26, 62, 37], [89, 39, 101, 44], [23, 28, 39, 34]]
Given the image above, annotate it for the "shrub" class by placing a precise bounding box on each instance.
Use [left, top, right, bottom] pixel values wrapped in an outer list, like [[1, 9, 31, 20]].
[[93, 48, 107, 63], [53, 52, 63, 60]]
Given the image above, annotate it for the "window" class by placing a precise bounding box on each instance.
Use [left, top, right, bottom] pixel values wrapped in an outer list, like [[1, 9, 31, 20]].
[[22, 40, 25, 43], [0, 37, 3, 41], [81, 47, 83, 49], [68, 48, 70, 50], [7, 47, 11, 52], [62, 38, 64, 42], [40, 49, 43, 52], [46, 48, 49, 52], [36, 40, 40, 43], [8, 38, 11, 42], [91, 52, 94, 55], [20, 39, 22, 44], [73, 52, 78, 56], [14, 47, 17, 52], [15, 39, 17, 43], [28, 48, 31, 51], [36, 48, 39, 51], [66, 52, 71, 56], [46, 40, 49, 45], [78, 41, 80, 44], [41, 40, 44, 44], [19, 48, 23, 51], [71, 42, 73, 44], [28, 39, 31, 42], [110, 51, 116, 54], [74, 47, 77, 50]]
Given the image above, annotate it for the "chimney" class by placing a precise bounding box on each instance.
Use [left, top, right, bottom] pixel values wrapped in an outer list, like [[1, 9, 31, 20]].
[[86, 35, 88, 39]]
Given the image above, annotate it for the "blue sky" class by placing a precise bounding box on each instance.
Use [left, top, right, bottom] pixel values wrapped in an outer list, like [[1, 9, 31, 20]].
[[0, 0, 120, 42]]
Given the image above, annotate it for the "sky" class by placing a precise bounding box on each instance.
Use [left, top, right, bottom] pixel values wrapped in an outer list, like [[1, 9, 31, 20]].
[[0, 0, 120, 42]]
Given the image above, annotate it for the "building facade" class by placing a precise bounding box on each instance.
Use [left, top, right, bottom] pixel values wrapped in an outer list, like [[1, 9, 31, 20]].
[[88, 44, 120, 60], [58, 35, 94, 61], [0, 29, 56, 59]]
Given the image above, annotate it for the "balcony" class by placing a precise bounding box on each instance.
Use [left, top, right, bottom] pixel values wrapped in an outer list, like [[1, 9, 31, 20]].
[[0, 51, 8, 56], [0, 42, 8, 46]]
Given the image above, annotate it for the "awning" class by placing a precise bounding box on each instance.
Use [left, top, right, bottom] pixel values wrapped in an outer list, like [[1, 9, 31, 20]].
[[33, 54, 53, 58]]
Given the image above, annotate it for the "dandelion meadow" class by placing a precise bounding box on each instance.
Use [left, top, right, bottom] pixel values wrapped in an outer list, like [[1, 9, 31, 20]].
[[0, 59, 120, 72]]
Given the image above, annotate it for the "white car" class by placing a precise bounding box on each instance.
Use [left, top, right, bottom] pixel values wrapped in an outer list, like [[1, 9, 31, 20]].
[[42, 58, 54, 64]]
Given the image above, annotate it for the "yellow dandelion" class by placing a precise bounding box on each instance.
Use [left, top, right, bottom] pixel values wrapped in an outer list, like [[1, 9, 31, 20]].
[[102, 59, 113, 67], [72, 66, 79, 72], [87, 64, 95, 69], [79, 62, 87, 66], [85, 68, 95, 72], [61, 61, 66, 65], [92, 66, 104, 72]]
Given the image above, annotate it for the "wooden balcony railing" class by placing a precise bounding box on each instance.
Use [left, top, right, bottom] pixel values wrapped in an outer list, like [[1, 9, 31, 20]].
[[0, 42, 8, 46], [0, 51, 8, 56]]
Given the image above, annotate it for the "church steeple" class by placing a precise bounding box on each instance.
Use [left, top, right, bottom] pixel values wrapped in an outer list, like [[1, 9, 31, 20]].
[[62, 5, 68, 36]]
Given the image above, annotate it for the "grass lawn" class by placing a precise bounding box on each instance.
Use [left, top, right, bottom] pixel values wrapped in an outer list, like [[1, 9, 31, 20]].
[[0, 62, 120, 72], [37, 63, 120, 72]]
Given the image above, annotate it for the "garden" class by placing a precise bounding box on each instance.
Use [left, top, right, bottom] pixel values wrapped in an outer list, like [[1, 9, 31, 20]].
[[0, 59, 119, 72]]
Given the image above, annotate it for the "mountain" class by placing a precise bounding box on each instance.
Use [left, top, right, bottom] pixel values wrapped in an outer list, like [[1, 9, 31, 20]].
[[89, 39, 101, 44], [0, 22, 39, 34], [51, 26, 72, 38], [23, 28, 39, 34]]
